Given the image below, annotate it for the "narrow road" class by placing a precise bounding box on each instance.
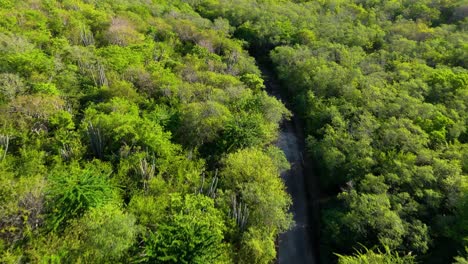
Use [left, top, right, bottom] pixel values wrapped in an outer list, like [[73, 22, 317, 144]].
[[260, 65, 317, 264]]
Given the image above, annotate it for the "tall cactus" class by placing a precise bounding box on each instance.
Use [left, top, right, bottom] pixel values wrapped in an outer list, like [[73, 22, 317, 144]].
[[207, 175, 218, 199], [59, 144, 74, 161], [197, 170, 218, 199], [138, 157, 156, 191], [231, 195, 249, 231], [87, 122, 103, 159], [0, 135, 10, 162], [79, 25, 95, 46], [97, 62, 108, 87]]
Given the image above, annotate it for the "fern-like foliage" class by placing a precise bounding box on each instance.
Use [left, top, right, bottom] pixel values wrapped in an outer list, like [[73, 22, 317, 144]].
[[336, 245, 415, 264], [45, 162, 115, 231]]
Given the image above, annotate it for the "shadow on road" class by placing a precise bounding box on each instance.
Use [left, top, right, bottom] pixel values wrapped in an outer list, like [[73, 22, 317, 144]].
[[259, 64, 319, 264]]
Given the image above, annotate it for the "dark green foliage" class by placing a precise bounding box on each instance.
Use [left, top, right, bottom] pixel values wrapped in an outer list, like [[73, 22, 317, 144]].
[[186, 0, 468, 262], [86, 122, 104, 159], [454, 248, 468, 264]]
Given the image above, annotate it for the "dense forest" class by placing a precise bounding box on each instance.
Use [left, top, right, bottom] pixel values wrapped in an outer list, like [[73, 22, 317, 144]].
[[0, 0, 467, 263]]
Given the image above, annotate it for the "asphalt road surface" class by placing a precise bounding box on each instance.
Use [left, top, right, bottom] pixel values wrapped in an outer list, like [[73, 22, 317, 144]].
[[261, 65, 317, 264]]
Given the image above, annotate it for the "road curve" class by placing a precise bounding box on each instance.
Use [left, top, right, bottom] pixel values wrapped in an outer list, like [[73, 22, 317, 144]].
[[260, 65, 317, 264]]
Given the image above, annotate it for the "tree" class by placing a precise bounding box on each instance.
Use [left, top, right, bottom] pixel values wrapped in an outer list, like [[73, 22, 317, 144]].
[[339, 190, 406, 249], [219, 148, 291, 264], [63, 203, 138, 263], [104, 17, 144, 46], [0, 73, 26, 103], [142, 194, 227, 264], [237, 228, 277, 264], [81, 97, 176, 160], [220, 148, 292, 233], [177, 101, 232, 147]]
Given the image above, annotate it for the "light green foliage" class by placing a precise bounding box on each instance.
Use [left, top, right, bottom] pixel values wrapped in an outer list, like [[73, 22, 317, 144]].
[[49, 111, 75, 131], [63, 204, 138, 263], [178, 101, 232, 146], [220, 148, 292, 263], [221, 148, 292, 232], [336, 246, 416, 264], [240, 73, 265, 91], [82, 98, 177, 159], [238, 228, 277, 264], [142, 193, 226, 264]]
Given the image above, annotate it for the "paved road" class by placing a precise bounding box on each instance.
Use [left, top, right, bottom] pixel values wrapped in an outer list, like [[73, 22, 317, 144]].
[[260, 65, 317, 264]]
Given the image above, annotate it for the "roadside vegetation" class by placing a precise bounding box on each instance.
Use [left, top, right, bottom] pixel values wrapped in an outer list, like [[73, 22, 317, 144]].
[[189, 0, 468, 263], [1, 0, 467, 263]]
